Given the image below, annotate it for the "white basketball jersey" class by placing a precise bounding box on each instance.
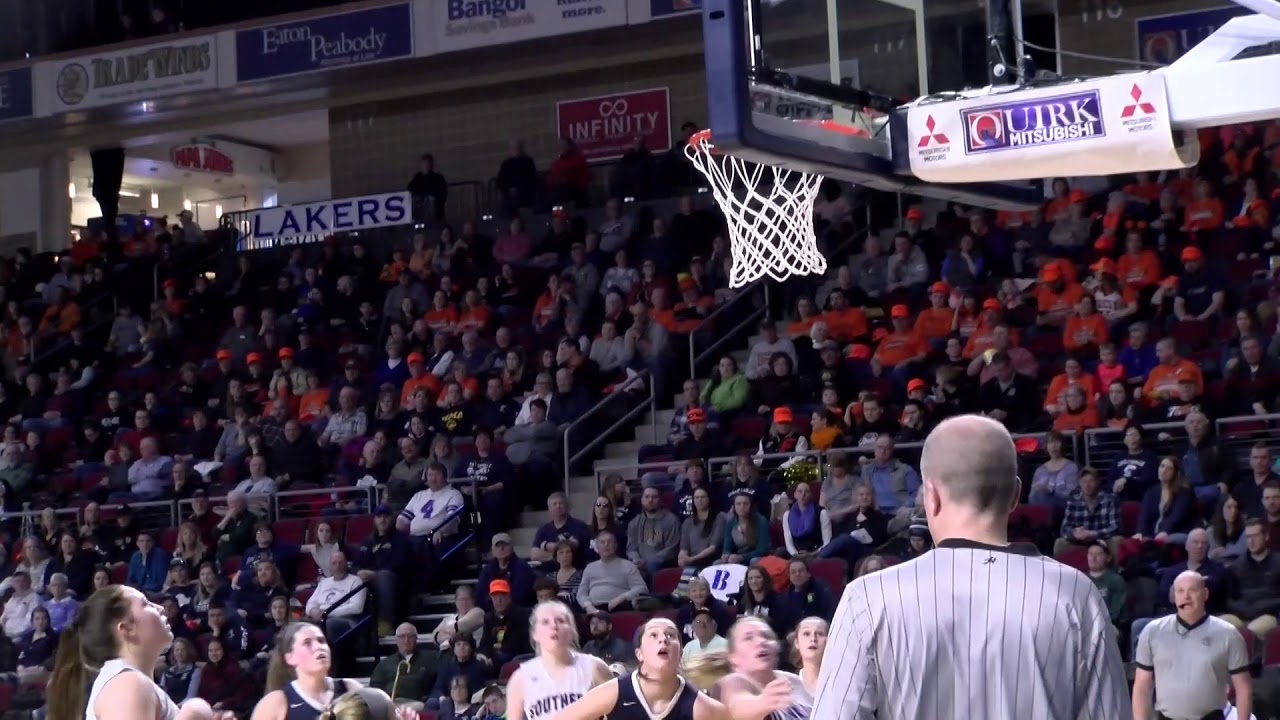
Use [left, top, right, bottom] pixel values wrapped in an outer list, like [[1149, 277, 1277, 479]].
[[699, 564, 748, 602], [725, 671, 812, 720], [521, 651, 598, 720], [85, 658, 180, 720]]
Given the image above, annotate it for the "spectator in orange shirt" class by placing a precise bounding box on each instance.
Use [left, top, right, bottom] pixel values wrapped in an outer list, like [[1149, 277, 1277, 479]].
[[1046, 357, 1099, 417], [456, 290, 491, 333], [1063, 294, 1109, 354], [401, 353, 442, 409], [1044, 178, 1074, 223], [1123, 171, 1164, 204], [1053, 384, 1101, 435], [874, 305, 927, 386], [1116, 231, 1161, 292], [1035, 263, 1084, 330], [962, 299, 1005, 358], [424, 290, 458, 333], [298, 374, 330, 429], [39, 288, 81, 336], [1141, 337, 1204, 405], [789, 297, 821, 339], [913, 282, 954, 350], [822, 288, 868, 343], [965, 324, 1037, 384], [1182, 178, 1224, 235]]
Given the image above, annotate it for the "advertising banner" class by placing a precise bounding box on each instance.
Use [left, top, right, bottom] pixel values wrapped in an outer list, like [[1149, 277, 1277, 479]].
[[172, 144, 236, 175], [557, 88, 671, 163], [1135, 6, 1253, 65], [649, 0, 700, 18], [236, 3, 415, 82], [751, 60, 860, 120], [904, 73, 1199, 184], [247, 192, 411, 245], [435, 0, 628, 53], [0, 67, 33, 121], [41, 36, 217, 114]]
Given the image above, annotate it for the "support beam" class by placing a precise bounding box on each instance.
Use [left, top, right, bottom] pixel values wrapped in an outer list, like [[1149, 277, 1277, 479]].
[[1160, 14, 1280, 129]]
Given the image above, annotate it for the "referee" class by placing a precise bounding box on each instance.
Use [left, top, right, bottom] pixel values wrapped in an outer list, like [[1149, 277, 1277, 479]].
[[812, 414, 1130, 719], [1132, 570, 1252, 720]]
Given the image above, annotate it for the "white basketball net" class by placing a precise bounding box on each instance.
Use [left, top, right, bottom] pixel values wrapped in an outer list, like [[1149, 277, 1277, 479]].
[[685, 133, 828, 288]]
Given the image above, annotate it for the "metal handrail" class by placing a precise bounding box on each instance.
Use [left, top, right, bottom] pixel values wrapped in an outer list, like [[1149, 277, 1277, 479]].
[[271, 485, 379, 522], [592, 431, 1069, 491], [688, 283, 767, 380], [1082, 421, 1185, 470], [563, 371, 655, 493]]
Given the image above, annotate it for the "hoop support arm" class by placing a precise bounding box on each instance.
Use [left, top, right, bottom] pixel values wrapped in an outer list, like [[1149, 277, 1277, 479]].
[[1158, 13, 1280, 129]]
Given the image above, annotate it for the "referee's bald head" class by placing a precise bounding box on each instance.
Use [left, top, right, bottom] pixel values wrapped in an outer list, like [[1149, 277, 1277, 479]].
[[919, 414, 1020, 517]]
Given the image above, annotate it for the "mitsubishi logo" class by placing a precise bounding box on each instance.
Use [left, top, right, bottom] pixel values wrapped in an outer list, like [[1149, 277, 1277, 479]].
[[1120, 85, 1156, 118], [918, 115, 950, 147]]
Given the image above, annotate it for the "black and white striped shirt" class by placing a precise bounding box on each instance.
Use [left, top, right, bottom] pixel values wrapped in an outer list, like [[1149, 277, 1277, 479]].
[[813, 539, 1132, 720]]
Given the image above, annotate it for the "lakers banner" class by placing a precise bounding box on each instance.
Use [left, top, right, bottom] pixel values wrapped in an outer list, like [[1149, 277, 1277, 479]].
[[903, 73, 1199, 184]]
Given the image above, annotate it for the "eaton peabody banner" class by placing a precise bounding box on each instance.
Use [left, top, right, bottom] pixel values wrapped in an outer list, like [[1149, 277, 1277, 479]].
[[435, 0, 628, 53], [557, 88, 671, 163], [1135, 6, 1253, 64], [236, 3, 414, 82], [0, 67, 33, 121], [40, 36, 217, 114]]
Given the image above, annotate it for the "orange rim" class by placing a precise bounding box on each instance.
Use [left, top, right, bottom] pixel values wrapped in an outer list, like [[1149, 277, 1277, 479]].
[[687, 128, 717, 153], [797, 118, 871, 138]]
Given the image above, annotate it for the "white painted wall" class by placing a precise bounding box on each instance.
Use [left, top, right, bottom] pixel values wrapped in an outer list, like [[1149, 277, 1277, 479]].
[[275, 142, 333, 206], [0, 168, 43, 237]]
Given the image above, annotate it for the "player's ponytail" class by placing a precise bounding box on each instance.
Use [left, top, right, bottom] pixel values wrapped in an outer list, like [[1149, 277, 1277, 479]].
[[47, 622, 87, 720], [681, 651, 733, 691], [317, 688, 394, 720]]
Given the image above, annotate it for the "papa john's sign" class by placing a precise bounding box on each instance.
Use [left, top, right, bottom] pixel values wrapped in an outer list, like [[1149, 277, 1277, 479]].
[[556, 88, 671, 163], [172, 144, 235, 175]]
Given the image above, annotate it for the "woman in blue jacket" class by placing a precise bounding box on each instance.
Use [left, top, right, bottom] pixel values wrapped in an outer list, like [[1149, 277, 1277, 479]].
[[720, 492, 771, 565], [1134, 455, 1197, 543]]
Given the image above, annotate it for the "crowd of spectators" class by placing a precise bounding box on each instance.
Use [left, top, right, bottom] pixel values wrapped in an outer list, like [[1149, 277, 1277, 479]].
[[0, 107, 1278, 717]]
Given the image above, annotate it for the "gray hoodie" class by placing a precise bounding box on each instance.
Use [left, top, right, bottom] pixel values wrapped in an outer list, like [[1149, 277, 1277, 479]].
[[503, 420, 561, 465], [626, 509, 680, 565]]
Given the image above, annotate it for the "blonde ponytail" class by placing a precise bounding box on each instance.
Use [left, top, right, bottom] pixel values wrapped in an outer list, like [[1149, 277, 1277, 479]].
[[681, 651, 733, 692]]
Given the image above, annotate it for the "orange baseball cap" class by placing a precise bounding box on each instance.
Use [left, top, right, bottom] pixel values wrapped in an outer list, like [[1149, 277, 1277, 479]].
[[162, 279, 177, 289], [773, 407, 793, 424], [277, 347, 295, 359], [890, 304, 910, 319], [1093, 236, 1114, 252], [407, 352, 425, 365], [489, 579, 511, 595], [847, 344, 871, 360], [246, 352, 262, 365], [929, 281, 949, 294], [215, 349, 231, 361], [1041, 264, 1062, 282], [982, 298, 1001, 312], [1180, 246, 1203, 262], [906, 378, 927, 393], [906, 208, 925, 221], [1091, 258, 1116, 274], [686, 408, 707, 424], [1014, 437, 1041, 454]]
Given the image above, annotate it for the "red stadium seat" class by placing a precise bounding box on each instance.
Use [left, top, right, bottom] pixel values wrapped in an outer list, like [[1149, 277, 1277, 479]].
[[769, 520, 785, 549], [1238, 627, 1255, 662], [296, 554, 321, 586], [730, 416, 767, 443], [345, 515, 375, 545], [293, 586, 315, 608], [160, 528, 179, 553], [273, 519, 306, 545], [1008, 505, 1051, 541], [110, 563, 128, 584], [809, 558, 847, 596], [1170, 320, 1210, 350], [609, 611, 647, 644], [222, 556, 241, 577], [1054, 547, 1089, 573], [499, 660, 520, 683], [0, 682, 13, 712], [1120, 503, 1142, 535], [652, 567, 683, 596], [1264, 632, 1280, 667]]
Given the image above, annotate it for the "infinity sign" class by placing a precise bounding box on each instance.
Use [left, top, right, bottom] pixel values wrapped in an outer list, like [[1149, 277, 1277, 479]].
[[598, 99, 630, 116]]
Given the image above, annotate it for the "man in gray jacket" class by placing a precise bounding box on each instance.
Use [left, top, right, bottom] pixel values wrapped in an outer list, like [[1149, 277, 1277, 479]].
[[503, 398, 562, 505], [578, 530, 650, 614], [627, 485, 681, 576]]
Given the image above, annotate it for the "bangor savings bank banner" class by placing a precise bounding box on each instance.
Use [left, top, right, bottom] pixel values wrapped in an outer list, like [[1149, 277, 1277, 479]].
[[1135, 6, 1254, 64], [434, 0, 629, 53], [236, 3, 415, 82], [39, 36, 217, 115], [240, 192, 412, 250]]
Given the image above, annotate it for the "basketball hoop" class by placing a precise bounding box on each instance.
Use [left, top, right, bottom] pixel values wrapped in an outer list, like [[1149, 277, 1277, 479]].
[[685, 128, 828, 288]]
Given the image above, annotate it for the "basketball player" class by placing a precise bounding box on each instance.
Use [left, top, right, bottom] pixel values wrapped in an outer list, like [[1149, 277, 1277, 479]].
[[508, 601, 613, 720], [251, 623, 374, 720], [789, 617, 829, 695], [550, 617, 727, 720], [47, 585, 231, 720], [685, 617, 809, 720], [813, 414, 1131, 719]]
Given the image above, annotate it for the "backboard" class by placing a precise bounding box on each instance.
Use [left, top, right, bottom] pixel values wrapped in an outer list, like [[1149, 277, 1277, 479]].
[[700, 0, 1050, 209]]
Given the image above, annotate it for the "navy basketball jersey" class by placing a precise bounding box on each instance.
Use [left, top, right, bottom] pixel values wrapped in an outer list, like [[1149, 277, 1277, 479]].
[[607, 671, 699, 720], [282, 678, 350, 720]]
